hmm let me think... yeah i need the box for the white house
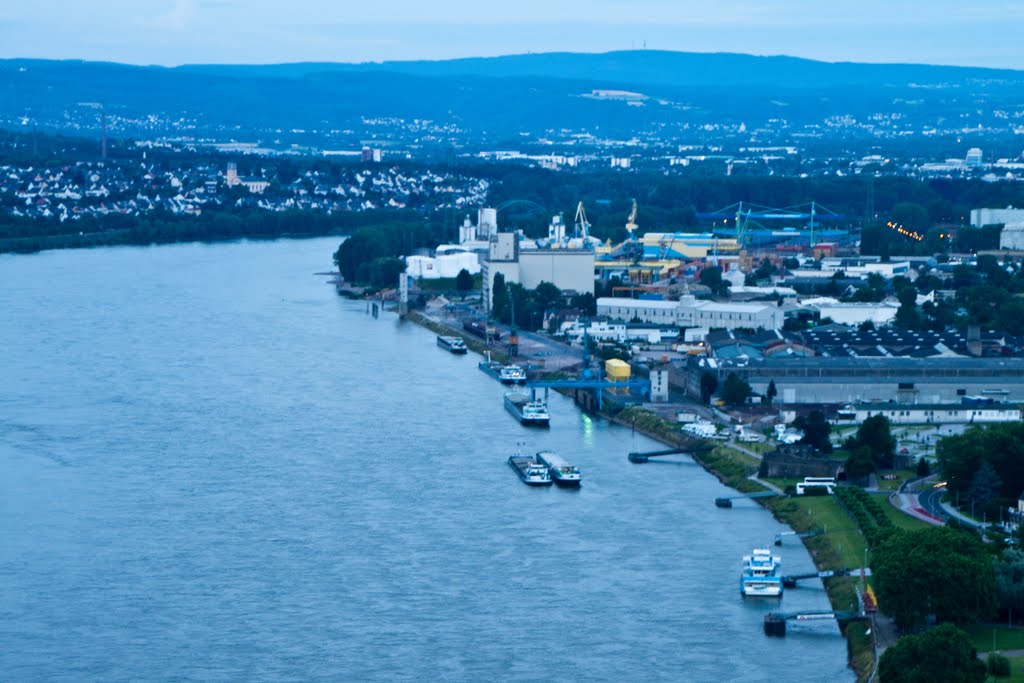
[848,401,1022,425]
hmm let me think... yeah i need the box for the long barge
[504,392,550,427]
[479,361,527,384]
[508,454,553,486]
[437,335,468,354]
[535,450,582,487]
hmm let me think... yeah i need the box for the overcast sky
[1,0,1022,68]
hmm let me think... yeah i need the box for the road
[917,486,948,520]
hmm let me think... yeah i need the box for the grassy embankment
[964,624,1024,682]
[614,410,883,671]
[615,406,936,680]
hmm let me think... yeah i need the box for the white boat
[437,335,468,354]
[504,392,550,427]
[740,547,783,597]
[498,364,527,384]
[508,454,553,486]
[535,450,582,487]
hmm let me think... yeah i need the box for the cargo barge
[437,335,468,354]
[504,392,550,427]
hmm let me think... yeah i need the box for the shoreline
[400,305,871,680]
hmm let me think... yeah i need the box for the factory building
[972,206,1024,227]
[596,296,784,331]
[686,356,1024,405]
[481,233,595,311]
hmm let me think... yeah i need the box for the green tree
[455,268,473,299]
[878,623,985,683]
[721,373,751,407]
[989,653,1011,679]
[793,410,832,453]
[765,379,778,405]
[966,459,1003,517]
[366,257,406,288]
[854,414,897,468]
[895,285,922,329]
[891,201,930,235]
[872,526,996,630]
[534,281,562,313]
[570,292,597,316]
[916,457,930,477]
[846,446,876,481]
[938,423,1024,511]
[699,265,730,296]
[994,548,1024,623]
[491,272,510,323]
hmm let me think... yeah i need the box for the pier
[780,567,862,589]
[628,447,693,463]
[764,610,867,637]
[774,529,823,545]
[713,491,778,507]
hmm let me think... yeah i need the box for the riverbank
[402,307,872,680]
[615,407,875,680]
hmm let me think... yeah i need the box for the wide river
[0,237,850,681]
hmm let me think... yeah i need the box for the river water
[0,237,850,681]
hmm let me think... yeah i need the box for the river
[0,237,851,681]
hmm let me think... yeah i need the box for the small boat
[535,450,582,487]
[437,335,468,354]
[498,364,527,384]
[504,392,550,427]
[508,454,553,486]
[740,547,783,597]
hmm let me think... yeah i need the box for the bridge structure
[526,378,650,412]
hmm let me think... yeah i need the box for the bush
[989,653,1011,678]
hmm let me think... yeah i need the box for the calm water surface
[0,238,851,681]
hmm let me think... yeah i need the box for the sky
[1,0,1023,69]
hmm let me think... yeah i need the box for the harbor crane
[573,201,592,241]
[625,199,639,238]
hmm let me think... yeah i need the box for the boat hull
[740,580,783,597]
[504,395,550,427]
[508,456,553,486]
[437,336,468,354]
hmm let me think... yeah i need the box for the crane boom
[625,199,638,237]
[574,201,591,240]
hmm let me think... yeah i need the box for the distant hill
[179,50,1024,89]
[2,51,1023,147]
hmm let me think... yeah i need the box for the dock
[764,610,867,637]
[780,567,863,589]
[713,491,778,508]
[774,529,823,545]
[627,447,693,463]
